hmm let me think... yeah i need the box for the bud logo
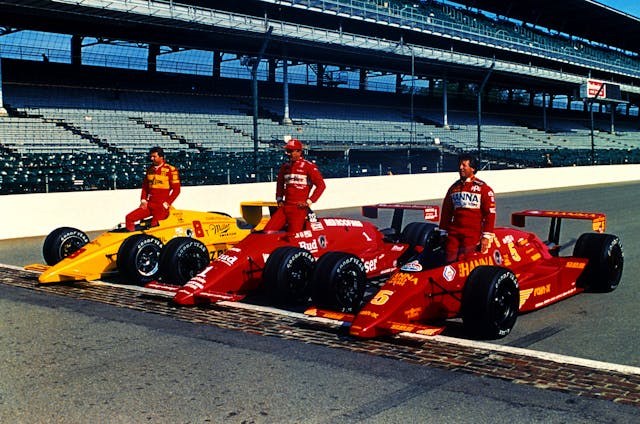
[218,254,238,266]
[298,239,318,252]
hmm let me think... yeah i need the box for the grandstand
[1,0,639,194]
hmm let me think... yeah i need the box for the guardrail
[1,163,639,239]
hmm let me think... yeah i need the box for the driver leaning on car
[439,153,496,263]
[125,146,181,231]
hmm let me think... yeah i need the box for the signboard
[580,79,607,99]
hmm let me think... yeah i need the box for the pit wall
[2,164,639,240]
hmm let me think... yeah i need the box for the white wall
[2,164,639,240]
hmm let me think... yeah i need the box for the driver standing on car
[125,146,181,231]
[439,153,496,263]
[263,138,326,235]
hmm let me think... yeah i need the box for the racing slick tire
[158,237,210,285]
[311,252,367,313]
[42,227,90,265]
[462,266,519,340]
[263,246,315,305]
[573,233,623,292]
[117,234,163,285]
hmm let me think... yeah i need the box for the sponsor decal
[298,239,318,252]
[309,222,324,231]
[323,218,364,227]
[443,265,456,281]
[400,260,422,272]
[533,284,551,296]
[364,258,378,273]
[423,206,439,221]
[359,310,380,319]
[450,191,481,209]
[391,245,405,251]
[519,288,533,308]
[566,261,586,269]
[229,247,242,253]
[174,227,184,236]
[502,234,515,244]
[534,287,578,308]
[388,273,418,287]
[404,307,422,320]
[218,253,238,266]
[67,247,86,259]
[294,230,313,239]
[318,235,327,249]
[207,223,231,236]
[390,323,420,332]
[530,253,541,261]
[457,256,495,277]
[493,250,503,265]
[186,228,194,237]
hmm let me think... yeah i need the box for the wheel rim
[285,257,312,299]
[336,267,363,309]
[177,249,207,280]
[490,280,518,330]
[136,244,160,277]
[59,236,85,259]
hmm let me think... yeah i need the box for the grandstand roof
[453,0,640,54]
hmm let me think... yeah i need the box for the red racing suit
[263,157,326,234]
[125,162,181,230]
[439,175,495,262]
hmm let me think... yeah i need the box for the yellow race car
[25,202,276,285]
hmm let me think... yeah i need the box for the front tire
[42,227,90,265]
[573,233,623,292]
[117,234,163,284]
[462,266,519,339]
[263,246,315,305]
[158,237,210,285]
[311,252,367,313]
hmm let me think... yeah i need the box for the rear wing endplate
[240,201,278,227]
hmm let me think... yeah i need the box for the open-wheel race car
[25,202,274,285]
[305,210,624,339]
[147,204,441,306]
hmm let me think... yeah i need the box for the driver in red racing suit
[263,138,326,235]
[439,153,496,263]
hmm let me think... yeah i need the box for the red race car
[147,204,440,306]
[306,210,624,339]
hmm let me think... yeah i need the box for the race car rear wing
[362,203,440,235]
[511,210,606,248]
[240,201,278,227]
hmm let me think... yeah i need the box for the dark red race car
[147,203,441,306]
[306,210,624,339]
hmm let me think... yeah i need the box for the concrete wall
[2,164,639,240]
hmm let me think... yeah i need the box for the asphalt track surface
[0,181,639,423]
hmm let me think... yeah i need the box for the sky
[597,0,640,18]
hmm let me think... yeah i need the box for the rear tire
[462,266,519,339]
[263,246,315,305]
[311,252,367,313]
[117,234,163,285]
[159,237,210,285]
[42,227,90,265]
[573,233,623,292]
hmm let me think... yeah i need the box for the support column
[359,68,368,91]
[0,58,7,116]
[71,35,82,66]
[282,59,292,125]
[212,51,222,79]
[148,43,160,72]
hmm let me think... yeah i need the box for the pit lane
[1,182,639,421]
